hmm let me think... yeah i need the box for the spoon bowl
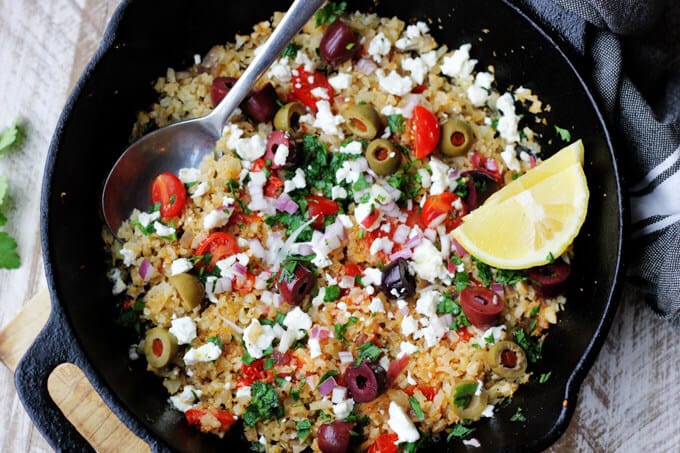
[102,0,325,233]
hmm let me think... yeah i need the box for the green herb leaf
[387,114,405,133]
[264,358,276,370]
[355,341,383,364]
[510,407,526,422]
[315,1,347,26]
[473,257,492,287]
[207,336,223,350]
[243,382,282,427]
[539,372,551,384]
[274,376,287,387]
[317,369,339,388]
[447,423,475,441]
[0,120,22,156]
[554,125,571,142]
[546,251,555,263]
[494,268,526,286]
[323,285,341,302]
[296,419,312,440]
[282,43,301,58]
[409,395,425,420]
[0,232,20,269]
[529,305,540,317]
[454,271,471,291]
[513,327,543,363]
[334,316,358,344]
[453,382,479,409]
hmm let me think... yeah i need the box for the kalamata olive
[143,327,178,368]
[210,76,237,107]
[345,361,387,402]
[343,104,381,140]
[461,170,500,210]
[320,20,359,67]
[439,118,474,156]
[274,102,307,134]
[380,258,416,299]
[460,286,504,328]
[318,421,354,453]
[264,130,299,169]
[277,264,315,305]
[527,261,571,297]
[242,83,280,123]
[486,341,527,378]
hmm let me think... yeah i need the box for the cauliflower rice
[105,5,570,452]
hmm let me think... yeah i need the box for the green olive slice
[366,139,401,176]
[439,118,474,157]
[169,274,204,310]
[273,102,306,135]
[486,340,528,379]
[451,380,488,421]
[144,327,178,368]
[343,104,381,140]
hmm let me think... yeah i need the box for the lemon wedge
[484,139,584,206]
[452,160,589,269]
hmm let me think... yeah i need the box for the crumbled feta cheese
[153,221,175,237]
[169,386,201,412]
[308,338,322,358]
[284,168,307,193]
[178,168,201,183]
[312,100,344,137]
[482,325,506,344]
[395,21,430,51]
[463,438,481,448]
[332,386,348,404]
[272,144,290,167]
[467,71,494,106]
[387,402,420,443]
[401,316,418,336]
[441,43,477,81]
[416,289,440,318]
[428,158,452,195]
[417,168,432,189]
[339,140,363,155]
[410,239,446,283]
[481,404,495,418]
[191,182,209,198]
[496,93,520,143]
[368,297,385,313]
[137,211,160,228]
[236,386,252,399]
[381,105,405,117]
[421,50,438,68]
[170,258,193,276]
[333,399,355,420]
[183,342,222,365]
[328,73,352,91]
[310,86,330,100]
[377,70,414,96]
[294,51,315,71]
[362,267,383,287]
[203,207,234,230]
[500,145,521,171]
[268,57,292,82]
[284,307,312,335]
[370,237,394,255]
[406,371,417,386]
[234,134,267,161]
[119,248,136,267]
[368,32,391,61]
[401,56,430,84]
[312,287,326,307]
[223,123,244,150]
[331,185,348,200]
[128,344,139,361]
[243,319,276,359]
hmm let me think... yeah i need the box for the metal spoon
[102,0,325,233]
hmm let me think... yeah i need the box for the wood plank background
[0,0,678,451]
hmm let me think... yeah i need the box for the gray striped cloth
[518,0,680,327]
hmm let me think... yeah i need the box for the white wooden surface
[0,0,679,451]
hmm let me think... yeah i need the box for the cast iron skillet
[18,0,625,451]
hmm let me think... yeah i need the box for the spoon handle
[206,0,326,133]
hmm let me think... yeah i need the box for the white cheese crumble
[284,168,307,193]
[467,71,495,107]
[273,144,290,167]
[183,342,222,365]
[203,207,234,230]
[395,21,430,51]
[387,401,420,443]
[178,168,201,183]
[268,57,292,82]
[401,56,430,85]
[481,325,506,344]
[190,182,209,199]
[243,319,276,359]
[377,70,414,96]
[500,144,521,171]
[234,134,267,161]
[410,239,446,283]
[496,93,521,143]
[169,386,201,412]
[136,211,160,229]
[236,386,252,399]
[428,158,452,195]
[399,341,419,357]
[169,317,197,345]
[441,43,477,81]
[312,100,344,137]
[415,289,440,318]
[170,258,193,276]
[333,398,355,420]
[328,73,352,91]
[368,32,391,61]
[119,248,136,267]
[308,337,322,358]
[401,316,418,336]
[339,140,363,155]
[368,297,385,313]
[278,307,312,352]
[153,221,175,237]
[481,404,495,418]
[331,185,348,200]
[463,438,482,448]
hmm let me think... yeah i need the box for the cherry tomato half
[421,192,467,231]
[195,232,239,270]
[410,105,440,159]
[291,66,335,110]
[185,408,236,432]
[368,433,399,453]
[151,172,187,219]
[306,195,339,229]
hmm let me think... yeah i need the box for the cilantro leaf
[510,407,526,422]
[494,268,526,286]
[539,372,552,384]
[207,336,223,350]
[315,1,347,26]
[0,231,20,269]
[473,257,492,287]
[513,327,543,363]
[454,271,470,291]
[447,423,475,441]
[387,114,405,133]
[0,120,22,156]
[282,43,301,58]
[355,341,383,364]
[243,382,282,427]
[323,285,341,302]
[554,125,571,142]
[409,395,425,420]
[453,382,479,409]
[296,419,312,440]
[334,316,358,344]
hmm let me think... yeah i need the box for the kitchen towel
[517,0,680,326]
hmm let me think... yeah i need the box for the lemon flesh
[452,161,589,270]
[484,139,584,207]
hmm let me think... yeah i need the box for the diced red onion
[486,158,499,172]
[393,225,411,244]
[338,351,354,364]
[139,259,153,282]
[389,248,413,261]
[357,57,378,74]
[339,275,355,289]
[423,228,437,242]
[318,376,336,396]
[490,283,504,295]
[452,237,468,256]
[311,326,320,339]
[275,192,299,214]
[399,306,409,315]
[448,169,461,179]
[248,239,265,259]
[233,262,248,277]
[381,201,401,218]
[214,277,232,295]
[405,234,422,250]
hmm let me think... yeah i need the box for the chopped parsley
[264,358,276,370]
[546,251,555,263]
[409,396,425,420]
[454,271,471,291]
[117,296,145,334]
[207,336,223,349]
[278,253,317,283]
[494,268,526,286]
[446,423,475,441]
[334,316,358,344]
[510,407,526,422]
[323,285,341,302]
[387,161,422,203]
[513,327,543,363]
[436,293,470,331]
[0,176,19,269]
[355,341,383,364]
[274,376,287,387]
[473,257,493,287]
[490,118,499,130]
[0,119,22,156]
[243,382,283,427]
[453,382,479,409]
[484,332,496,344]
[241,339,257,365]
[387,114,405,133]
[281,43,301,58]
[315,1,347,26]
[529,305,540,317]
[539,372,552,384]
[296,419,312,440]
[554,125,571,142]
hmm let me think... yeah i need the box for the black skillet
[17,0,626,451]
